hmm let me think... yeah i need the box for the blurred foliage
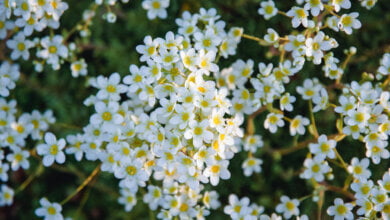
[1,0,390,219]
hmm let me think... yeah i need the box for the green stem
[16,163,44,193]
[60,164,101,205]
[308,100,319,138]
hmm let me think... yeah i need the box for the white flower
[37,35,68,69]
[194,29,221,51]
[365,141,390,164]
[0,162,9,181]
[243,135,263,153]
[378,53,390,76]
[331,0,351,12]
[118,187,137,212]
[37,132,66,167]
[347,157,371,180]
[300,157,330,182]
[204,160,230,186]
[304,0,323,16]
[136,36,159,62]
[338,12,361,35]
[95,72,127,101]
[289,115,310,136]
[184,120,214,148]
[355,197,374,217]
[360,0,377,9]
[351,179,373,199]
[264,28,279,46]
[280,93,296,112]
[203,191,220,210]
[334,95,356,115]
[114,159,149,189]
[142,0,170,20]
[305,31,332,65]
[0,185,14,206]
[70,59,88,77]
[35,198,63,220]
[6,147,30,171]
[242,157,262,176]
[264,113,285,133]
[90,101,124,130]
[309,134,337,160]
[197,49,219,74]
[296,78,322,100]
[275,196,300,219]
[224,194,251,219]
[143,185,163,210]
[378,172,390,192]
[286,7,309,28]
[371,187,388,211]
[6,32,34,60]
[258,0,278,20]
[326,198,354,220]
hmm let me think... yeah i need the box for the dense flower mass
[0,0,389,219]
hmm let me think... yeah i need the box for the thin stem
[245,106,267,136]
[241,34,268,45]
[277,11,290,18]
[319,182,355,200]
[317,189,324,220]
[16,163,44,193]
[272,134,346,156]
[308,100,319,138]
[298,193,313,202]
[333,148,348,172]
[60,164,101,205]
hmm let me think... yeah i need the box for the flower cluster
[0,62,55,211]
[62,8,247,219]
[0,0,388,219]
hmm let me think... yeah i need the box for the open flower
[327,198,354,220]
[35,198,63,220]
[37,132,66,167]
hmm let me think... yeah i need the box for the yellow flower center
[15,154,23,162]
[320,143,330,152]
[21,2,29,11]
[126,165,137,176]
[203,39,211,47]
[247,159,256,166]
[376,194,386,203]
[291,119,300,128]
[311,164,320,173]
[38,0,46,6]
[285,201,295,211]
[102,112,112,121]
[296,9,307,18]
[233,205,241,213]
[336,205,347,215]
[147,46,155,55]
[372,146,381,153]
[265,5,274,14]
[312,42,320,50]
[210,165,220,173]
[194,127,203,136]
[152,1,161,9]
[341,16,352,26]
[47,206,56,215]
[361,185,370,195]
[48,45,57,54]
[353,166,362,174]
[163,55,173,63]
[17,42,26,51]
[50,144,58,155]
